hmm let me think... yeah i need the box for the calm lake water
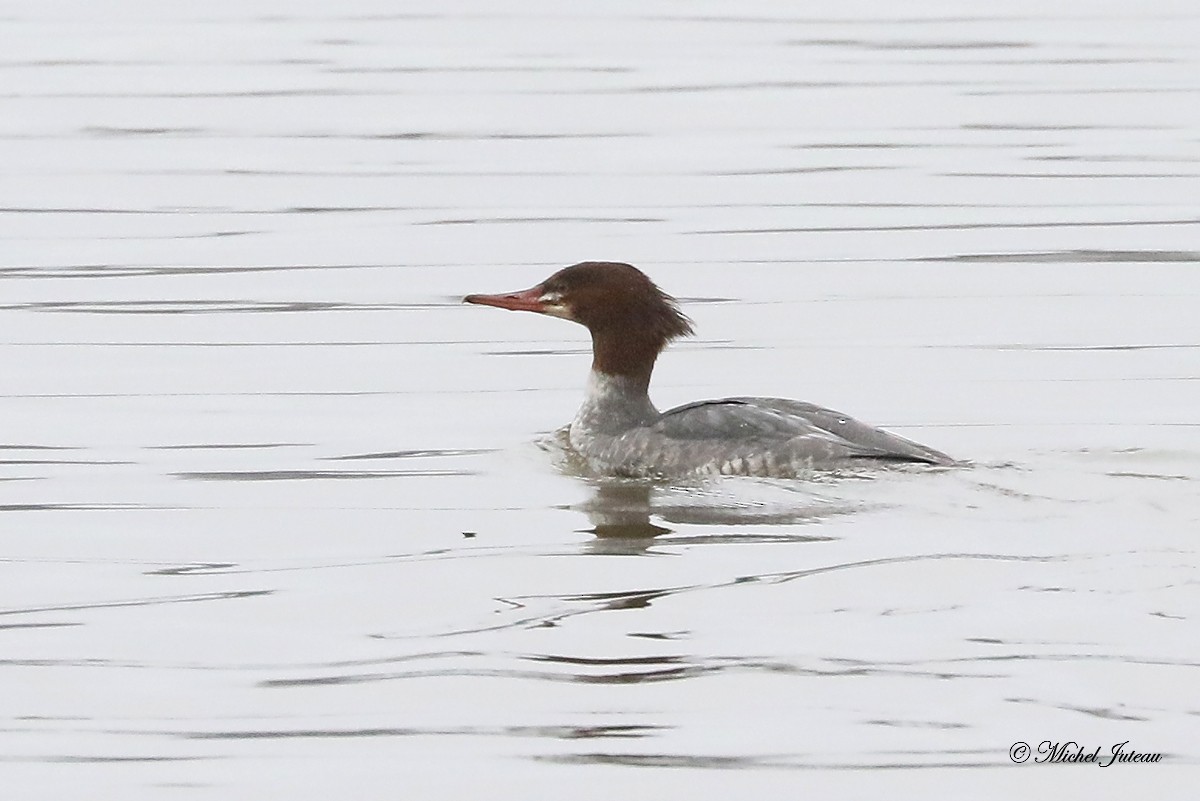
[3,2,1198,797]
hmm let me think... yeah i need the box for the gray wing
[654,397,952,465]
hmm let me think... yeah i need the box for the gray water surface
[3,2,1198,797]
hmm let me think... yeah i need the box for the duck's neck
[591,325,663,383]
[575,369,660,435]
[572,327,667,433]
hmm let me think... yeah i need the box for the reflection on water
[577,480,857,544]
[921,248,1200,263]
[173,468,474,480]
[175,722,663,741]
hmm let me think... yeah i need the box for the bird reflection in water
[573,479,853,554]
[578,482,673,541]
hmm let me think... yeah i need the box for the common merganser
[465,262,954,478]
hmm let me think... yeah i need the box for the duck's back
[570,396,951,478]
[655,397,953,464]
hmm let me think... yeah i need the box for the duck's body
[570,373,953,478]
[466,262,953,479]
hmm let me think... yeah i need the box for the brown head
[464,261,693,384]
